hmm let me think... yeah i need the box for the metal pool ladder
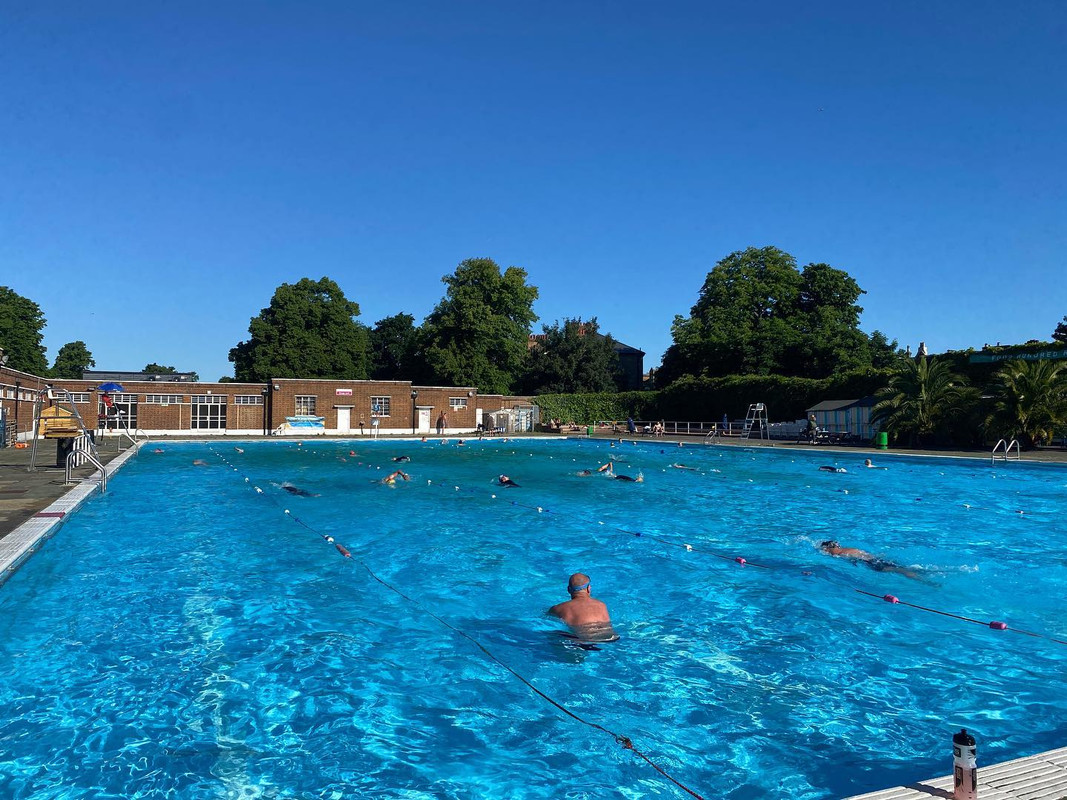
[66,449,107,492]
[990,438,1020,465]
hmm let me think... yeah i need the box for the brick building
[1,365,487,441]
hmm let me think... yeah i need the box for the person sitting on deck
[548,573,617,643]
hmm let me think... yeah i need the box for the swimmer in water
[381,470,410,485]
[670,463,696,470]
[596,461,614,475]
[549,573,618,644]
[280,482,319,497]
[819,466,847,473]
[392,455,411,463]
[192,459,208,466]
[864,458,887,469]
[614,472,644,482]
[498,474,520,487]
[819,540,918,579]
[234,447,244,454]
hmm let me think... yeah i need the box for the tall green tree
[421,258,538,393]
[659,247,871,383]
[369,313,422,381]
[984,359,1067,448]
[51,341,95,378]
[229,277,370,382]
[872,357,977,446]
[1053,316,1067,344]
[0,286,48,375]
[523,318,620,394]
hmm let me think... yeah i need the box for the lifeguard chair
[29,387,100,473]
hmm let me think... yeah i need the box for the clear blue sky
[2,2,1064,380]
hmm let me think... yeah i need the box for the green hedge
[535,369,893,424]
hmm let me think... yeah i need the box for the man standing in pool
[549,573,618,642]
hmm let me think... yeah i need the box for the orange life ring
[13,442,28,449]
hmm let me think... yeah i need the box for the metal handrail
[66,449,107,492]
[991,438,1021,465]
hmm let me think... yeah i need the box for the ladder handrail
[66,449,107,492]
[991,438,1021,465]
[29,386,100,471]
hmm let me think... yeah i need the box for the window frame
[295,395,317,415]
[370,396,391,417]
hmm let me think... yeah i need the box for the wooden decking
[847,746,1067,799]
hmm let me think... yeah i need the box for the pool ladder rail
[65,449,107,493]
[990,438,1020,465]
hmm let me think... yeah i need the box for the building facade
[0,365,486,441]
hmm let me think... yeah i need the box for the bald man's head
[568,573,591,594]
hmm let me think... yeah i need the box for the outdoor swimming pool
[1,438,1065,799]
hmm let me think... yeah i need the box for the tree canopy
[229,277,370,382]
[522,318,620,394]
[1053,316,1067,344]
[421,258,538,394]
[984,359,1067,448]
[0,286,48,375]
[51,341,95,378]
[872,357,978,447]
[369,313,422,381]
[659,247,879,383]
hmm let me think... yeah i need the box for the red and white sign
[335,388,353,396]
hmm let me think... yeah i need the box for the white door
[337,407,351,433]
[418,407,432,433]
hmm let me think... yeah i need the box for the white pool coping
[0,442,143,586]
[846,746,1067,798]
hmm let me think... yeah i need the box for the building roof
[82,370,198,382]
[807,396,877,413]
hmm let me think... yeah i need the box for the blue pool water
[1,438,1066,799]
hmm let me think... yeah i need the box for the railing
[66,450,107,493]
[991,438,1021,465]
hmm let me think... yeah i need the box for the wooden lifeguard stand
[28,387,99,472]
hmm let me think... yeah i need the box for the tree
[229,277,370,382]
[523,318,620,394]
[871,357,976,446]
[1053,316,1067,344]
[421,258,538,394]
[0,286,48,375]
[984,359,1067,448]
[659,247,870,383]
[51,341,95,378]
[868,330,904,369]
[369,313,422,381]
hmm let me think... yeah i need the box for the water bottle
[953,728,977,800]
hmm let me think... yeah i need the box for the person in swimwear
[549,573,617,642]
[392,455,411,463]
[382,470,410,485]
[596,461,614,475]
[614,472,643,482]
[819,466,847,473]
[498,474,520,487]
[281,482,319,497]
[819,540,917,579]
[670,463,696,470]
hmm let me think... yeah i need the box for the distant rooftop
[82,370,198,383]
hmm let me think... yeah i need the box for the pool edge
[0,442,144,587]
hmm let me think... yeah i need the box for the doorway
[417,407,432,433]
[336,406,352,433]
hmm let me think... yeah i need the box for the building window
[99,394,138,430]
[68,393,90,403]
[191,395,227,429]
[449,397,468,409]
[234,395,264,405]
[370,396,391,417]
[295,395,317,415]
[144,394,183,405]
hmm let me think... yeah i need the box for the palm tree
[984,359,1067,448]
[872,357,973,446]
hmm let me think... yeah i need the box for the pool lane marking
[855,590,1067,646]
[210,447,707,800]
[254,445,1067,649]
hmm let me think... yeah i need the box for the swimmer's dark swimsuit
[500,479,519,487]
[282,485,315,496]
[614,475,637,482]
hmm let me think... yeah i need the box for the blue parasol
[97,382,124,392]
